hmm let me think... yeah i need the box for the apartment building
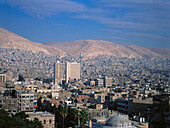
[18,91,38,112]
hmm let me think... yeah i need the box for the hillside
[0,27,169,60]
[44,40,165,59]
[149,48,170,59]
[0,27,65,57]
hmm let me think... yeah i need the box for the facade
[104,77,113,87]
[54,62,62,85]
[128,98,153,116]
[0,74,6,83]
[116,98,128,114]
[119,75,124,86]
[88,108,111,118]
[0,96,18,113]
[96,78,104,87]
[65,62,80,83]
[18,91,38,112]
[6,71,13,82]
[26,111,55,128]
[0,89,18,113]
[94,93,107,103]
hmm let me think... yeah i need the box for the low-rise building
[26,111,55,128]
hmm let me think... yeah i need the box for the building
[102,114,147,128]
[54,62,62,85]
[116,98,128,114]
[5,71,13,82]
[0,74,6,83]
[65,62,80,83]
[128,98,153,116]
[96,78,104,87]
[87,108,111,118]
[26,111,55,128]
[0,90,18,113]
[119,75,124,86]
[18,91,38,112]
[104,77,113,87]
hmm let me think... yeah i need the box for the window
[44,120,46,124]
[49,119,51,124]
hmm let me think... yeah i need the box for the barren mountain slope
[149,48,170,59]
[44,40,163,59]
[0,27,65,57]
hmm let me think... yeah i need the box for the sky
[0,0,170,48]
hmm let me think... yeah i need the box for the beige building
[6,71,13,82]
[54,62,62,85]
[104,77,113,87]
[0,74,6,83]
[66,62,80,83]
[94,93,107,103]
[0,96,18,113]
[87,108,111,118]
[26,111,55,128]
[18,91,38,112]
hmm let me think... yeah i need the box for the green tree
[0,109,43,128]
[59,106,68,128]
[71,108,78,128]
[14,111,28,119]
[79,109,88,128]
[32,118,44,128]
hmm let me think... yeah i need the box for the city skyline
[0,0,170,49]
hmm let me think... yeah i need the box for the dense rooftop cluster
[0,48,169,128]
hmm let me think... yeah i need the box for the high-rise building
[119,75,124,86]
[0,74,6,83]
[6,71,13,82]
[65,62,80,83]
[96,78,104,87]
[54,62,62,85]
[104,77,113,87]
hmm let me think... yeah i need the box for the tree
[14,111,28,119]
[0,109,43,128]
[59,106,68,128]
[71,108,78,128]
[33,118,44,128]
[79,109,88,128]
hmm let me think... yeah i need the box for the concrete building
[87,108,111,118]
[104,77,112,87]
[54,62,62,85]
[26,111,55,128]
[6,71,13,82]
[116,98,129,114]
[66,62,80,83]
[0,74,6,83]
[119,75,124,86]
[0,96,18,113]
[96,78,104,87]
[18,91,38,112]
[102,114,137,128]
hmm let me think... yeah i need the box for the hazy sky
[0,0,170,48]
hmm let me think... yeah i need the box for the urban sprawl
[0,48,169,128]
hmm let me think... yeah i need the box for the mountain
[44,40,166,59]
[0,27,169,60]
[149,48,170,59]
[0,27,65,57]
